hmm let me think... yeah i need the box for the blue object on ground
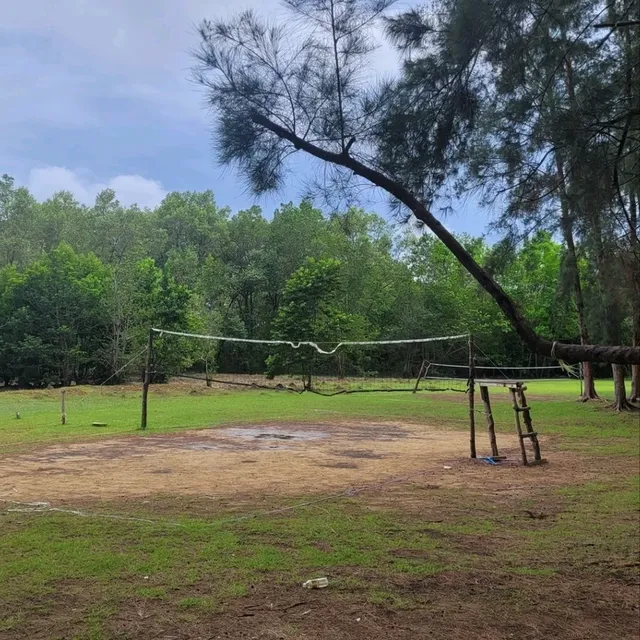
[482,456,498,465]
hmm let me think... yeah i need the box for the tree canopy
[193,0,640,366]
[0,177,607,388]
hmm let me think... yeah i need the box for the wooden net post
[468,334,476,459]
[140,329,154,430]
[413,360,427,393]
[61,389,66,425]
[205,359,212,387]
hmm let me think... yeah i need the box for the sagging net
[149,329,471,395]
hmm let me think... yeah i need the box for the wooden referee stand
[475,379,544,466]
[467,338,544,466]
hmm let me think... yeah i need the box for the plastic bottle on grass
[302,577,329,589]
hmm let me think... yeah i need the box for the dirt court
[0,420,541,503]
[0,419,617,506]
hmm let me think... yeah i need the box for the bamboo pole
[480,385,498,457]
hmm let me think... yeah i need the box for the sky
[3,0,494,237]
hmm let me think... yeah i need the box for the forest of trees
[1,0,638,407]
[0,174,632,393]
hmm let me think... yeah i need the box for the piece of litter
[443,465,452,470]
[143,576,149,580]
[301,610,311,616]
[482,456,498,465]
[356,617,361,622]
[302,577,329,589]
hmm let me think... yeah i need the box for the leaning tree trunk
[253,113,640,365]
[610,364,636,411]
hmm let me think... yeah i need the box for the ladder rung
[520,431,538,439]
[515,406,531,412]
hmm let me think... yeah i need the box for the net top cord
[426,362,580,378]
[151,328,470,355]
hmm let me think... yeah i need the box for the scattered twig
[524,510,549,520]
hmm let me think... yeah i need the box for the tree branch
[594,20,640,28]
[329,0,346,151]
[613,114,634,231]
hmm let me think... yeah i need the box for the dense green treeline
[0,173,622,387]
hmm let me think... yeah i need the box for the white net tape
[151,328,469,355]
[148,329,471,395]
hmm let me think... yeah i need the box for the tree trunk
[579,361,598,401]
[252,113,640,365]
[554,154,599,401]
[617,15,640,400]
[628,191,640,403]
[556,48,612,389]
[610,364,636,411]
[630,286,640,402]
[631,356,640,404]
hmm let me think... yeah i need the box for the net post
[61,389,66,425]
[140,328,154,430]
[413,360,427,393]
[468,334,476,459]
[205,358,212,387]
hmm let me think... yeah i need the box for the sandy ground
[0,421,531,502]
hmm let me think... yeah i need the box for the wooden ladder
[508,383,542,466]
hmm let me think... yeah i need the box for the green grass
[1,478,637,635]
[1,378,637,455]
[510,476,640,579]
[0,381,638,637]
[0,499,455,626]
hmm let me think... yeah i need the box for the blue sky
[3,0,495,237]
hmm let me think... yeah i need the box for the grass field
[0,379,638,639]
[0,378,628,450]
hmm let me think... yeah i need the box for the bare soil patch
[0,420,630,505]
[0,420,473,502]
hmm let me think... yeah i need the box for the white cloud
[106,174,167,208]
[27,167,167,208]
